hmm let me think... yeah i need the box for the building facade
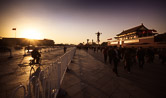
[0,38,55,47]
[108,24,166,48]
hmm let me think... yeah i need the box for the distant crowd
[77,46,166,76]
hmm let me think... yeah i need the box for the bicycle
[29,58,42,66]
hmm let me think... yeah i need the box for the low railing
[11,47,76,98]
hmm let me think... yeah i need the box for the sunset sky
[0,0,166,44]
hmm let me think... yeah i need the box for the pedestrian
[137,47,145,69]
[93,47,96,53]
[161,48,166,64]
[118,46,123,60]
[112,46,120,76]
[108,46,114,65]
[103,47,108,63]
[100,47,103,52]
[124,48,133,73]
[31,48,41,64]
[158,48,162,60]
[86,47,89,52]
[131,47,137,64]
[64,46,67,53]
[147,47,154,63]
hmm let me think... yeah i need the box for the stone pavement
[61,49,159,98]
[0,47,72,98]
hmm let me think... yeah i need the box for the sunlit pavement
[61,49,166,98]
[0,47,72,98]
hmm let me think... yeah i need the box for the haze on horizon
[0,0,166,45]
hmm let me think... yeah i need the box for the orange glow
[20,29,42,39]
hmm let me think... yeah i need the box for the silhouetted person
[118,47,122,60]
[97,47,100,52]
[108,47,114,65]
[131,47,137,64]
[137,47,145,69]
[64,46,67,53]
[85,46,89,52]
[158,48,163,60]
[124,48,133,73]
[161,48,166,64]
[100,47,103,52]
[112,47,119,76]
[147,47,155,63]
[93,47,96,53]
[103,47,108,63]
[27,45,30,53]
[31,48,41,64]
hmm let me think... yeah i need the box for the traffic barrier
[11,85,27,98]
[12,47,76,98]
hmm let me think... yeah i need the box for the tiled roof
[116,24,148,36]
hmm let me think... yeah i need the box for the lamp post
[27,39,31,53]
[95,31,102,45]
[87,39,89,44]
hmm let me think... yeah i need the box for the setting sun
[21,29,42,39]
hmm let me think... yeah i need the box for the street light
[95,31,102,45]
[87,39,89,44]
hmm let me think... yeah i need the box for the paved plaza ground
[0,47,71,98]
[61,49,166,98]
[0,48,166,98]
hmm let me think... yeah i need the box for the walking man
[112,46,120,76]
[137,47,145,69]
[31,48,41,64]
[103,47,108,63]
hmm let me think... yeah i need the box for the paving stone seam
[79,50,112,97]
[85,50,140,98]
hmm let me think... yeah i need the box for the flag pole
[15,30,16,38]
[12,28,16,38]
